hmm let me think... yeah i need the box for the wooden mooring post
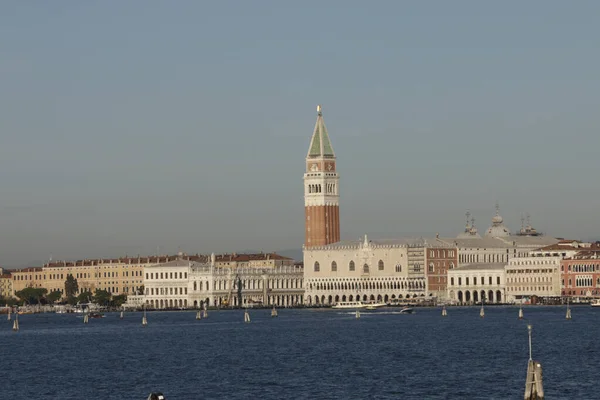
[524,324,544,400]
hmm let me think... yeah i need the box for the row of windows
[146,272,188,280]
[450,276,501,286]
[314,260,388,273]
[507,269,554,274]
[507,276,552,284]
[147,287,188,296]
[562,277,600,287]
[310,279,425,291]
[564,264,600,273]
[429,250,455,258]
[507,286,553,292]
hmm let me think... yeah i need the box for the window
[349,261,355,272]
[395,264,402,272]
[430,250,435,258]
[466,277,470,286]
[496,276,500,285]
[451,277,454,285]
[378,260,384,271]
[331,261,337,272]
[488,276,492,285]
[314,262,320,272]
[449,262,455,270]
[428,262,434,273]
[363,264,369,274]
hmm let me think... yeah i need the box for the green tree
[77,290,93,304]
[15,287,48,305]
[46,290,62,304]
[93,289,111,306]
[112,294,127,308]
[64,274,79,302]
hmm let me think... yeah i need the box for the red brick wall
[305,205,339,247]
[425,247,458,295]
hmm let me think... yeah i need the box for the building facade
[0,273,13,299]
[143,255,304,309]
[505,255,562,301]
[561,246,600,298]
[447,263,506,304]
[304,235,428,306]
[304,105,340,248]
[426,240,459,300]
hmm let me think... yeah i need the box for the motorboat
[365,302,386,310]
[89,312,105,319]
[591,299,600,307]
[332,301,366,309]
[399,307,414,314]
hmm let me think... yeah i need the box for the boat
[89,312,104,319]
[365,302,386,310]
[399,307,414,314]
[332,301,366,309]
[591,299,600,307]
[271,306,278,317]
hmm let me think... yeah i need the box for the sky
[1,1,600,267]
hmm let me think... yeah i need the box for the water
[1,306,598,399]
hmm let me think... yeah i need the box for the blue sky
[1,1,599,266]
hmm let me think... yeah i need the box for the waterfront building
[304,235,430,305]
[144,258,197,309]
[11,267,45,295]
[447,263,506,304]
[143,254,304,309]
[425,238,459,300]
[0,273,13,299]
[505,255,562,301]
[560,244,600,298]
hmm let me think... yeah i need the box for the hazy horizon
[2,1,600,267]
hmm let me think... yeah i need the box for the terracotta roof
[0,274,11,279]
[14,267,43,273]
[214,253,292,262]
[43,253,210,268]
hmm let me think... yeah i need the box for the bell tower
[304,105,340,247]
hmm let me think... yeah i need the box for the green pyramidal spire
[307,105,335,158]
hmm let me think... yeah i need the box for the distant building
[447,263,506,304]
[143,254,303,309]
[425,239,459,300]
[560,243,600,298]
[0,273,13,299]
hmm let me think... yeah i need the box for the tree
[137,285,144,295]
[46,290,62,304]
[64,274,79,301]
[15,287,48,305]
[93,289,111,306]
[77,290,93,304]
[112,294,127,308]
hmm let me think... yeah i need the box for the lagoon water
[1,306,598,399]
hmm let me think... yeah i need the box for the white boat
[399,307,414,314]
[591,299,600,307]
[332,301,366,309]
[365,302,386,310]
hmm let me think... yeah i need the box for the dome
[485,203,510,237]
[492,214,503,224]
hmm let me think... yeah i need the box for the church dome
[485,203,510,238]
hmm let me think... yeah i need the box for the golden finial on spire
[317,104,322,116]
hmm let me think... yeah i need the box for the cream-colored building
[0,273,13,299]
[143,255,304,309]
[447,263,506,304]
[303,235,429,306]
[144,259,196,309]
[505,255,562,301]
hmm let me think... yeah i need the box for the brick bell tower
[304,105,340,247]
